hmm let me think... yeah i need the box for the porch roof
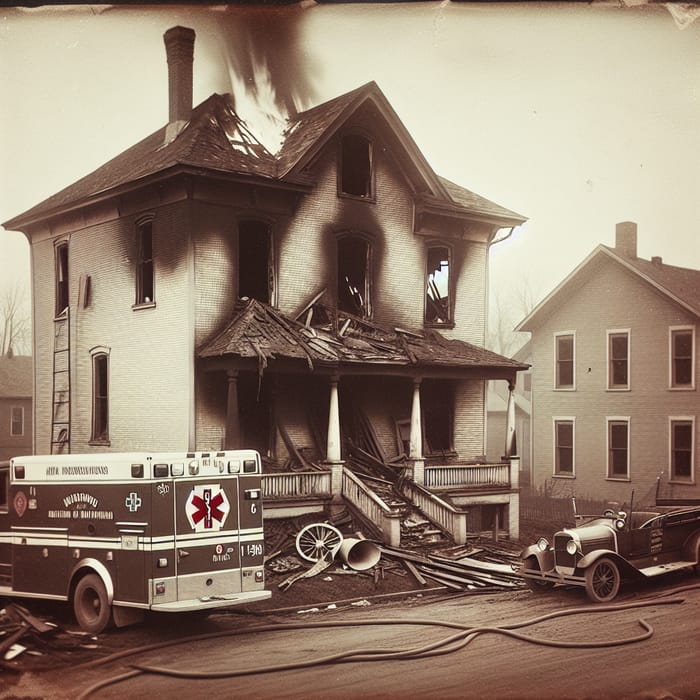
[198,298,527,377]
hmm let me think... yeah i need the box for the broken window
[422,379,454,454]
[135,219,154,305]
[55,241,69,317]
[91,352,109,443]
[239,220,273,304]
[425,245,451,324]
[337,235,370,317]
[340,133,372,198]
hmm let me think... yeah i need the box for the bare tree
[0,281,31,356]
[487,275,540,357]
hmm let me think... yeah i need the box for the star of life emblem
[185,484,230,532]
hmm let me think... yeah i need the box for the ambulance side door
[0,465,10,585]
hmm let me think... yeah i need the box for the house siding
[530,255,699,503]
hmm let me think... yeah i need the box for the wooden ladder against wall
[51,310,71,454]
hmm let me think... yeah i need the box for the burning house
[3,26,528,540]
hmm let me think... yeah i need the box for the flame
[214,5,319,152]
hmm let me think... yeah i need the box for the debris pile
[0,601,98,674]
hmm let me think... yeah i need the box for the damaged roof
[199,297,527,377]
[5,83,525,231]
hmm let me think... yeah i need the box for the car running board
[638,561,695,577]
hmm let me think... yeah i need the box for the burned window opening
[55,242,69,317]
[238,372,272,457]
[422,379,454,454]
[337,236,370,317]
[239,220,273,304]
[426,245,451,324]
[135,220,154,305]
[340,133,372,198]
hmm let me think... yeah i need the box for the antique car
[518,505,700,602]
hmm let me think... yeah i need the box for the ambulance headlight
[255,570,264,583]
[228,460,241,474]
[155,581,166,595]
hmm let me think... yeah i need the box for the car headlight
[565,539,578,555]
[537,537,549,551]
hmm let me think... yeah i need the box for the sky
[1,2,699,353]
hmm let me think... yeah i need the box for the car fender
[521,545,554,572]
[577,549,641,578]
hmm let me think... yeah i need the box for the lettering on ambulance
[185,484,231,532]
[46,491,114,521]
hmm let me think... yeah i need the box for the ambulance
[0,449,270,632]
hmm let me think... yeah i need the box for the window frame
[10,406,24,437]
[237,218,276,306]
[89,348,110,446]
[607,329,631,391]
[553,417,575,478]
[338,132,375,201]
[424,242,454,328]
[336,232,372,318]
[669,417,695,484]
[606,416,631,481]
[669,326,695,390]
[54,240,69,318]
[134,217,155,309]
[553,332,576,390]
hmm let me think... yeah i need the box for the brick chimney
[164,26,195,142]
[615,221,637,258]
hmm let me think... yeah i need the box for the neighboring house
[516,222,699,505]
[0,355,32,461]
[486,341,531,484]
[3,27,527,537]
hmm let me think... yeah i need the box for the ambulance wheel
[74,574,112,633]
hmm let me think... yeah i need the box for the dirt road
[6,577,700,700]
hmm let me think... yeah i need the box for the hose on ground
[76,596,684,699]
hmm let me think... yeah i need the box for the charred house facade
[4,27,527,540]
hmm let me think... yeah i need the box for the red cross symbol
[185,485,230,532]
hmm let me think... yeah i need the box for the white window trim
[668,325,696,391]
[668,416,695,484]
[552,416,576,478]
[606,416,631,481]
[553,331,576,391]
[606,329,631,392]
[89,345,111,445]
[10,406,24,437]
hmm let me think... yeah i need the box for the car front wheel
[584,557,620,603]
[522,556,555,592]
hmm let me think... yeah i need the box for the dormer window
[425,244,452,325]
[340,133,373,199]
[337,234,371,317]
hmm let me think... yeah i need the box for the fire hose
[76,596,685,699]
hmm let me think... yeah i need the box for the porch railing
[262,470,332,500]
[424,462,510,490]
[400,479,468,545]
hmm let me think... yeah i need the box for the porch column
[409,377,423,460]
[504,381,517,459]
[224,370,241,450]
[326,375,342,464]
[408,377,425,485]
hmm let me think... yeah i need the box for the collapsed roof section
[4,83,525,233]
[198,296,528,380]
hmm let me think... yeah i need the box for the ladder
[51,309,71,454]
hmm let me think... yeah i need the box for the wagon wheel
[295,523,343,563]
[584,557,621,603]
